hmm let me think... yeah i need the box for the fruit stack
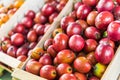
[0,0,68,74]
[10,0,120,80]
[0,0,120,80]
[0,0,25,27]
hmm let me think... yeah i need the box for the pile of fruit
[24,0,120,80]
[0,0,24,26]
[0,0,68,63]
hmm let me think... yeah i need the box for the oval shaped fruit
[95,11,114,31]
[11,33,24,46]
[69,35,85,52]
[95,44,114,64]
[40,65,57,80]
[73,56,91,73]
[56,49,76,64]
[53,33,69,52]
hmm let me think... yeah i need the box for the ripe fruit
[25,10,35,19]
[73,56,91,73]
[44,38,53,50]
[87,11,98,26]
[11,33,24,46]
[56,63,73,76]
[60,16,75,31]
[7,46,17,58]
[40,65,57,80]
[31,48,44,60]
[13,23,25,34]
[59,73,77,80]
[77,4,91,19]
[17,55,27,62]
[27,30,37,42]
[21,17,33,28]
[69,35,85,52]
[93,63,106,78]
[84,39,98,52]
[56,49,76,64]
[84,26,101,40]
[96,0,114,12]
[86,52,97,65]
[95,11,114,31]
[66,22,83,37]
[53,33,69,52]
[39,53,52,65]
[16,47,28,57]
[26,60,43,75]
[95,44,114,64]
[74,72,87,80]
[41,3,55,17]
[82,0,98,6]
[107,21,120,41]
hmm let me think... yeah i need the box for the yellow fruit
[93,63,107,78]
[13,0,24,9]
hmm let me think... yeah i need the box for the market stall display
[0,0,120,80]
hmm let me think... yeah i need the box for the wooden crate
[11,0,120,80]
[0,0,45,71]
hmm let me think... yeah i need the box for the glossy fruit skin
[25,10,35,19]
[85,26,101,40]
[73,56,91,73]
[95,11,114,31]
[49,12,58,23]
[44,38,53,50]
[84,39,98,52]
[11,33,24,47]
[27,30,37,42]
[34,12,47,24]
[69,35,85,52]
[66,22,83,37]
[56,49,76,64]
[16,47,28,57]
[76,4,91,20]
[41,3,55,17]
[74,72,87,80]
[17,55,27,62]
[95,44,114,64]
[93,63,106,78]
[86,51,97,65]
[13,23,25,34]
[47,45,57,58]
[113,6,120,20]
[35,24,45,35]
[39,53,52,65]
[56,63,73,76]
[31,48,44,60]
[76,19,88,30]
[82,0,98,6]
[99,37,115,49]
[1,39,11,52]
[53,33,69,52]
[107,21,120,41]
[26,61,43,75]
[60,16,75,31]
[74,2,83,11]
[59,73,77,80]
[7,46,17,58]
[87,11,98,26]
[96,0,114,12]
[40,65,57,80]
[21,17,33,28]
